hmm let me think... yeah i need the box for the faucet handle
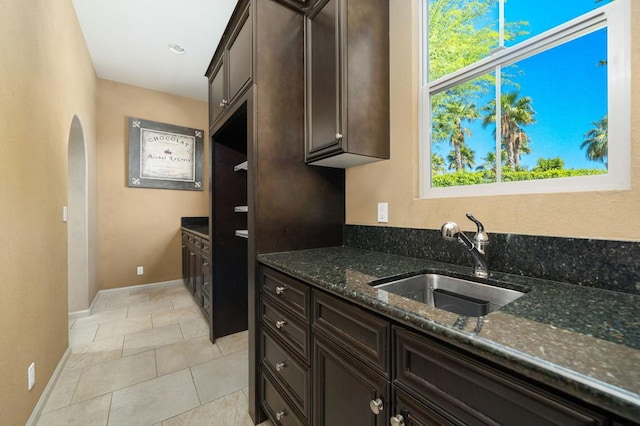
[466,213,489,244]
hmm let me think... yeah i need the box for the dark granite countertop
[258,246,640,422]
[181,225,209,239]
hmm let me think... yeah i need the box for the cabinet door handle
[335,132,343,140]
[275,361,287,371]
[219,99,228,107]
[369,398,384,415]
[390,414,405,426]
[203,305,210,309]
[275,286,286,295]
[275,320,287,329]
[275,410,287,421]
[202,262,209,267]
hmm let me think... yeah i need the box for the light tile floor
[36,282,273,426]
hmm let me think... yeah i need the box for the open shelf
[235,230,249,239]
[234,161,248,172]
[234,205,248,213]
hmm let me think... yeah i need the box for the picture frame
[127,117,204,191]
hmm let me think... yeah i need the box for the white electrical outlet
[28,362,35,391]
[377,202,388,223]
[136,266,144,275]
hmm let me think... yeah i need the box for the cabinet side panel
[346,0,390,158]
[254,0,345,254]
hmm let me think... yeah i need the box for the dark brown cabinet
[206,1,345,422]
[259,266,312,424]
[312,290,391,425]
[392,327,607,426]
[257,264,620,426]
[314,334,390,426]
[208,58,224,125]
[181,229,213,341]
[304,0,390,168]
[206,2,252,128]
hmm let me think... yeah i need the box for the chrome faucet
[441,213,489,278]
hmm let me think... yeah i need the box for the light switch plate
[136,266,144,275]
[377,202,388,223]
[62,206,68,223]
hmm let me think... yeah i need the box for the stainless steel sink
[374,273,526,316]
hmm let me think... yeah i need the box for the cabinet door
[209,58,225,126]
[181,233,189,285]
[305,0,343,161]
[391,387,458,426]
[314,334,389,426]
[227,4,252,105]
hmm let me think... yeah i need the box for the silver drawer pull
[369,398,383,415]
[390,414,405,426]
[275,286,286,295]
[275,362,287,371]
[335,132,343,140]
[275,320,287,329]
[276,410,286,421]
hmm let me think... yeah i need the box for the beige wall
[0,0,98,423]
[346,1,640,242]
[97,79,209,290]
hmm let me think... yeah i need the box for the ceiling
[72,0,238,102]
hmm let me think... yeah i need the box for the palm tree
[476,150,507,172]
[581,115,608,167]
[447,145,475,171]
[432,100,480,171]
[482,91,536,170]
[431,153,446,174]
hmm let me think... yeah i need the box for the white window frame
[419,0,631,199]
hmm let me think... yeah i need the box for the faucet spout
[441,214,489,278]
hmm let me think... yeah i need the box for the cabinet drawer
[313,290,390,376]
[394,327,607,426]
[261,329,310,420]
[261,370,307,426]
[261,267,310,321]
[261,296,310,360]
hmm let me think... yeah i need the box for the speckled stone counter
[258,246,640,422]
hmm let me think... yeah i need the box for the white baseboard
[68,308,91,320]
[97,279,183,296]
[31,279,184,423]
[26,347,71,426]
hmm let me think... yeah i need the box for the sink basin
[373,273,526,316]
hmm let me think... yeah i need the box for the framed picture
[127,117,204,190]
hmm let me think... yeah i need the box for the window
[419,0,631,198]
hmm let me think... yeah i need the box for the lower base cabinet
[257,265,622,426]
[313,334,390,426]
[392,327,607,426]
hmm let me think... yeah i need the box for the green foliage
[428,0,498,83]
[581,115,608,166]
[433,168,606,188]
[482,91,536,170]
[533,157,565,172]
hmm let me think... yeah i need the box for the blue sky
[433,0,609,171]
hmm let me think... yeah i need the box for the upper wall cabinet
[207,2,252,129]
[304,0,390,168]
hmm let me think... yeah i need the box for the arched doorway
[67,115,89,314]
